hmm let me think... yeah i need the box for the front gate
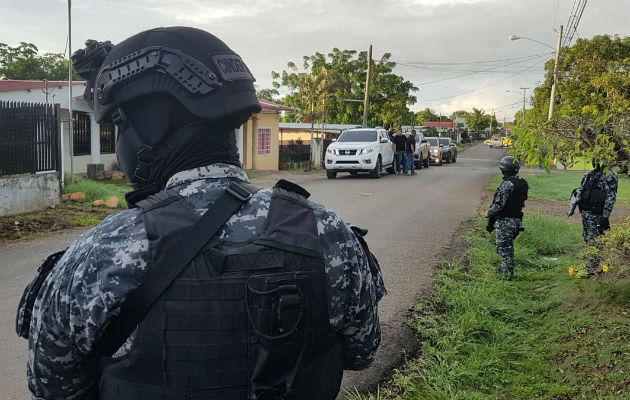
[0,101,60,176]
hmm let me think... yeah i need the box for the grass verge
[63,177,130,208]
[487,172,629,205]
[345,213,629,400]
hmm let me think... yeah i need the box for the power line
[417,56,545,103]
[562,0,587,47]
[403,54,551,85]
[395,52,551,66]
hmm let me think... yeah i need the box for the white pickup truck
[324,128,395,179]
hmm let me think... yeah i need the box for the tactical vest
[99,183,343,400]
[498,175,528,218]
[579,171,605,214]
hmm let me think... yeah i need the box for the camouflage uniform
[488,177,524,280]
[26,163,386,399]
[579,170,618,274]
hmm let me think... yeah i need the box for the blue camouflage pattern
[488,175,525,279]
[579,169,618,274]
[581,210,602,275]
[25,163,386,399]
[495,217,521,279]
[487,178,514,218]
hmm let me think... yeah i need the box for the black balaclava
[502,170,518,179]
[116,93,241,207]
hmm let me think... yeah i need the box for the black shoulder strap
[95,181,260,356]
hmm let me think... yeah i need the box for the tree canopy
[513,35,630,172]
[0,42,79,80]
[414,108,451,124]
[465,108,490,133]
[272,48,417,128]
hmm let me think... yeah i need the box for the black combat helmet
[74,26,261,125]
[72,27,262,198]
[499,155,520,172]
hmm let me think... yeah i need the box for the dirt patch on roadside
[526,198,629,223]
[483,189,629,224]
[0,203,115,244]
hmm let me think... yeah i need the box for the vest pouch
[246,271,313,398]
[16,250,65,338]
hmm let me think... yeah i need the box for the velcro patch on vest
[165,312,247,331]
[211,54,255,82]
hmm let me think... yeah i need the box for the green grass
[346,214,630,400]
[63,178,130,208]
[488,172,630,205]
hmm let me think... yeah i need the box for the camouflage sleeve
[27,209,148,399]
[488,180,514,217]
[27,227,102,399]
[312,205,385,370]
[602,172,618,219]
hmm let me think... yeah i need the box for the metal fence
[0,101,60,176]
[279,139,311,170]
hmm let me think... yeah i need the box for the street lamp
[509,26,563,120]
[508,34,555,50]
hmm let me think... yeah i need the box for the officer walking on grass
[575,159,618,277]
[16,27,385,400]
[485,156,529,280]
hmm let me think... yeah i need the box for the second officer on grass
[486,156,529,280]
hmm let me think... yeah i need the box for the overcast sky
[1,0,628,120]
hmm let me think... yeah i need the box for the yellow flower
[602,265,608,273]
[568,267,575,276]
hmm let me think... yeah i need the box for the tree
[256,88,280,101]
[0,42,79,80]
[514,35,630,172]
[450,110,469,120]
[465,108,490,133]
[272,48,417,128]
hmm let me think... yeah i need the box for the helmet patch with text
[212,54,255,82]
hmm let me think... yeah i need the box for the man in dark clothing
[18,27,386,400]
[576,159,618,276]
[486,156,528,280]
[405,130,417,175]
[392,128,407,174]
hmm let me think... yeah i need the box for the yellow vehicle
[502,136,515,147]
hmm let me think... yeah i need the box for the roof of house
[279,122,361,132]
[422,121,455,128]
[258,98,294,113]
[0,80,86,93]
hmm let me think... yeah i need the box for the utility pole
[490,108,493,134]
[67,0,74,183]
[520,87,529,122]
[362,45,372,128]
[548,24,563,120]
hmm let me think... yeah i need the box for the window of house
[73,111,91,156]
[257,128,271,155]
[100,122,116,154]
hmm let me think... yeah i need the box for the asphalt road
[0,143,504,398]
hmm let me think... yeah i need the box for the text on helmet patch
[212,54,255,82]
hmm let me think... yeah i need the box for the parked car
[425,137,451,166]
[324,128,395,179]
[404,132,431,169]
[502,135,515,147]
[438,137,457,163]
[487,135,504,148]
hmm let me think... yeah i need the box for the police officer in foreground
[576,159,618,276]
[17,27,385,400]
[485,156,529,280]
